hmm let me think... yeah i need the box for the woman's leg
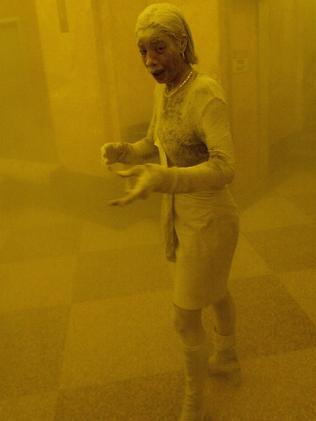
[209,292,240,377]
[173,304,205,345]
[211,292,236,336]
[173,304,209,420]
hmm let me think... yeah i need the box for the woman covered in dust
[101,3,240,420]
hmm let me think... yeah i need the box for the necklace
[164,70,194,98]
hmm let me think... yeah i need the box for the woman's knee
[173,304,201,336]
[212,292,231,312]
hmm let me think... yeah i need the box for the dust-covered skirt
[161,187,239,310]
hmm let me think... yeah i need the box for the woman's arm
[119,106,159,164]
[122,137,159,164]
[108,98,236,205]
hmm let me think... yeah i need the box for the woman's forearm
[143,155,235,195]
[122,138,159,164]
[167,156,234,193]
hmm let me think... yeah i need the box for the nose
[145,51,158,67]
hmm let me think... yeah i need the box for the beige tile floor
[0,158,316,420]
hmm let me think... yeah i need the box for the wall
[220,0,262,201]
[168,0,221,78]
[0,0,56,162]
[268,0,303,145]
[301,0,316,132]
[95,0,153,142]
[35,0,106,175]
[258,0,316,178]
[220,0,310,201]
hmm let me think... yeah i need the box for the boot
[208,329,241,380]
[179,340,209,421]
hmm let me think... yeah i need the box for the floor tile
[56,346,316,421]
[0,224,83,263]
[6,205,83,231]
[48,167,161,227]
[285,192,316,222]
[239,191,313,232]
[244,224,316,272]
[55,371,182,421]
[230,274,316,359]
[0,392,57,421]
[0,257,77,313]
[0,306,69,400]
[277,268,316,325]
[62,273,316,390]
[206,347,316,421]
[229,233,272,281]
[60,291,183,389]
[73,246,173,302]
[78,218,162,253]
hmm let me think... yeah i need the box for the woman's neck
[166,64,193,90]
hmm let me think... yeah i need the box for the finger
[101,158,112,167]
[100,144,110,155]
[107,199,125,206]
[101,144,115,160]
[107,185,149,206]
[108,193,139,206]
[108,196,134,206]
[115,166,144,178]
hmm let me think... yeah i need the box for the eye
[156,45,166,54]
[139,48,146,56]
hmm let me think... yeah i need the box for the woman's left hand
[108,163,172,206]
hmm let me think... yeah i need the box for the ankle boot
[208,329,241,377]
[179,340,209,421]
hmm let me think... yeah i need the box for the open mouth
[151,69,165,78]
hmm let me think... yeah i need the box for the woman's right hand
[100,142,130,165]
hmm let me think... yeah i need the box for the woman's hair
[135,3,198,65]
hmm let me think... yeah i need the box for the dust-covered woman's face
[137,28,185,86]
